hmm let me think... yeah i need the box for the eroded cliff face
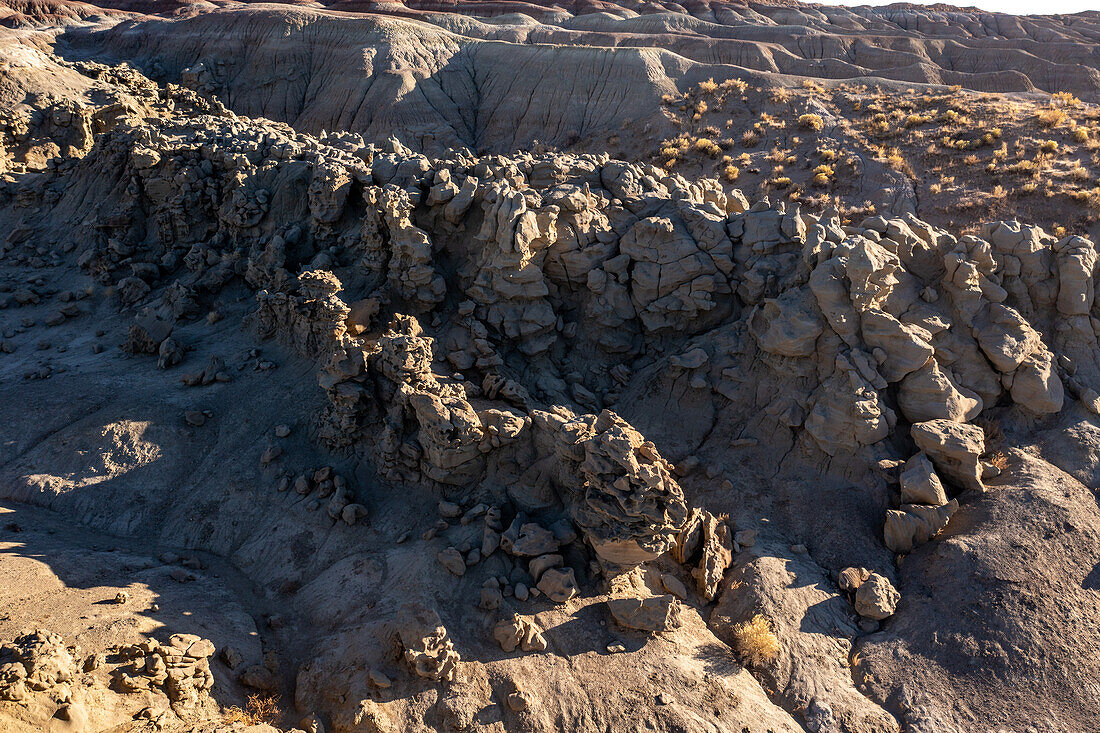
[2,10,1100,733]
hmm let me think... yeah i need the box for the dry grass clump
[224,694,282,726]
[812,164,834,186]
[904,113,933,128]
[731,615,780,667]
[798,113,824,131]
[722,164,740,182]
[694,138,722,157]
[1053,91,1081,108]
[1038,108,1067,128]
[698,77,718,94]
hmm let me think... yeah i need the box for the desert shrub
[741,129,761,147]
[694,138,722,157]
[1040,139,1060,154]
[1074,127,1090,143]
[1053,91,1081,108]
[940,109,960,124]
[904,113,932,128]
[731,615,780,667]
[813,164,835,186]
[723,164,740,182]
[771,176,792,188]
[1038,108,1067,128]
[1072,165,1090,180]
[798,113,824,131]
[698,77,718,94]
[225,694,282,726]
[1007,160,1040,176]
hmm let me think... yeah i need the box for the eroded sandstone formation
[3,44,1100,733]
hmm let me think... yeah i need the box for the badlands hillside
[2,1,1100,732]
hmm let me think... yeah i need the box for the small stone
[437,547,467,576]
[838,567,871,593]
[661,574,688,600]
[169,568,194,582]
[734,529,757,547]
[438,501,463,518]
[656,692,673,705]
[479,586,503,610]
[221,646,244,669]
[114,590,130,605]
[854,573,900,621]
[536,567,577,603]
[369,669,392,688]
[274,424,291,438]
[528,553,563,583]
[184,410,206,427]
[260,445,282,466]
[506,690,528,711]
[342,503,368,525]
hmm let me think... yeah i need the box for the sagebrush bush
[694,138,722,157]
[731,615,780,667]
[798,113,824,131]
[1038,108,1067,128]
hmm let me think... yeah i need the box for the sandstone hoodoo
[3,1,1100,732]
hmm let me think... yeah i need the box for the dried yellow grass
[224,694,282,726]
[731,614,780,667]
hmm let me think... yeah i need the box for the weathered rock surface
[2,9,1100,732]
